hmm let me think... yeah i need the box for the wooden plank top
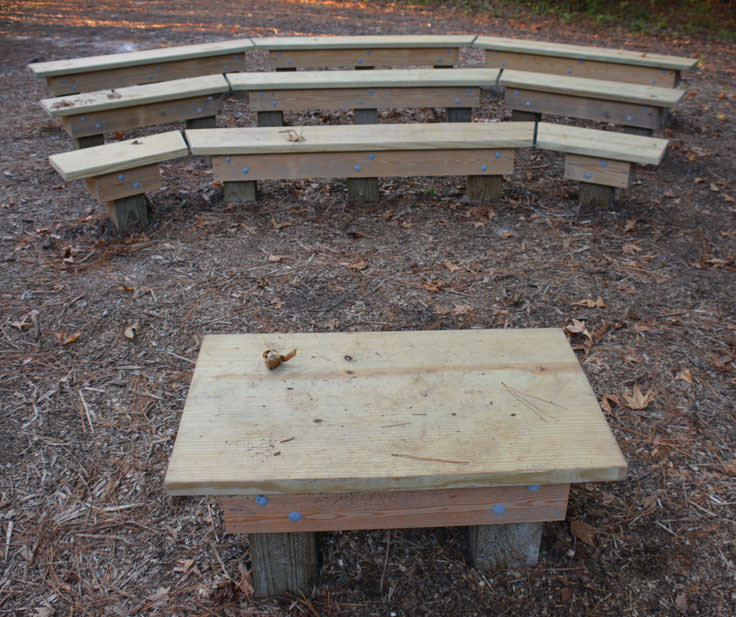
[475,36,697,71]
[500,70,685,107]
[164,329,627,496]
[536,122,669,166]
[227,68,500,91]
[49,130,189,181]
[40,74,230,117]
[28,39,254,77]
[186,122,535,155]
[251,35,477,50]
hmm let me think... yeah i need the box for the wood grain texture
[504,88,663,130]
[44,55,243,96]
[564,154,631,189]
[49,130,189,181]
[486,52,677,86]
[248,532,318,596]
[83,164,161,201]
[222,484,569,533]
[29,39,253,76]
[474,36,697,71]
[60,95,222,137]
[227,68,499,91]
[164,329,627,495]
[536,122,668,166]
[268,48,460,70]
[500,70,684,107]
[246,87,480,112]
[252,35,476,50]
[211,150,513,181]
[41,74,229,117]
[106,194,149,231]
[468,522,543,569]
[186,122,535,155]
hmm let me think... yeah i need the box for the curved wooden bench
[535,122,669,207]
[28,39,253,95]
[252,35,476,70]
[476,36,697,87]
[500,69,685,133]
[41,74,230,148]
[185,122,534,206]
[49,131,189,229]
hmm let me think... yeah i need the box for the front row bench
[48,122,669,231]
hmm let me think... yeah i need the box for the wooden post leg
[347,108,379,203]
[107,194,149,232]
[468,522,543,570]
[224,181,257,203]
[257,111,284,127]
[466,175,503,203]
[623,126,654,136]
[434,64,453,69]
[248,532,318,597]
[186,116,216,129]
[447,108,472,122]
[579,182,614,208]
[511,110,541,122]
[73,134,104,149]
[354,108,378,124]
[276,67,297,72]
[355,65,374,70]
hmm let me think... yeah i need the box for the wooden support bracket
[269,48,459,70]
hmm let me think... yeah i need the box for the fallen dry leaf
[675,368,694,385]
[347,260,369,271]
[570,520,597,546]
[146,587,169,609]
[575,296,606,308]
[124,323,138,340]
[453,303,473,316]
[424,280,444,292]
[55,330,81,346]
[268,254,284,262]
[600,394,620,413]
[675,591,689,614]
[623,384,655,410]
[444,261,461,272]
[622,242,642,255]
[33,607,54,617]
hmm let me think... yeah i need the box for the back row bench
[47,121,668,231]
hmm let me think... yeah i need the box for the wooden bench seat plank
[475,36,697,71]
[500,70,684,108]
[41,74,230,117]
[49,130,189,181]
[186,122,535,155]
[226,68,499,91]
[28,39,254,76]
[164,329,627,496]
[536,122,669,166]
[221,484,570,533]
[251,35,477,50]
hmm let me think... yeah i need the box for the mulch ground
[1,1,735,615]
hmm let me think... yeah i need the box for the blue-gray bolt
[481,165,487,172]
[368,153,375,160]
[368,89,374,95]
[600,161,607,167]
[501,61,506,67]
[528,485,540,492]
[147,75,152,80]
[584,172,592,179]
[272,101,277,106]
[357,99,363,105]
[225,156,231,163]
[358,58,363,64]
[118,174,125,181]
[354,165,360,172]
[455,98,461,104]
[492,504,506,515]
[513,90,519,95]
[80,117,86,122]
[568,69,573,74]
[242,167,249,174]
[366,50,371,55]
[72,85,78,90]
[208,96,213,101]
[224,65,230,70]
[255,495,268,506]
[156,66,161,71]
[525,101,531,107]
[133,181,141,189]
[95,123,102,129]
[288,511,302,522]
[197,107,203,113]
[626,115,633,121]
[495,152,501,158]
[259,91,264,96]
[61,78,67,83]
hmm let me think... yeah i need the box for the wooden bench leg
[224,181,257,203]
[248,532,318,596]
[468,522,543,570]
[257,111,284,127]
[466,175,503,203]
[623,126,654,136]
[186,116,216,129]
[107,194,149,232]
[447,107,472,122]
[347,108,379,202]
[511,110,541,122]
[579,182,614,208]
[73,134,104,149]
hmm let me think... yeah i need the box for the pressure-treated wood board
[500,70,684,107]
[252,35,477,50]
[49,130,189,181]
[186,122,535,155]
[486,51,677,87]
[43,55,244,96]
[222,484,570,533]
[226,68,500,91]
[267,49,460,70]
[245,88,480,112]
[28,39,254,76]
[505,89,662,129]
[474,36,697,71]
[564,154,631,188]
[83,164,161,201]
[164,329,627,495]
[536,122,669,166]
[41,74,229,117]
[211,149,513,181]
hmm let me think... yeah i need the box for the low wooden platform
[165,329,626,595]
[476,36,697,87]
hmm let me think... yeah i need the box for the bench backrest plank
[186,122,535,155]
[41,74,230,117]
[536,122,669,166]
[49,130,189,181]
[500,70,684,108]
[251,35,477,50]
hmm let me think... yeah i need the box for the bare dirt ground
[1,1,735,615]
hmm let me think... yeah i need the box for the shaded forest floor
[1,1,735,615]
